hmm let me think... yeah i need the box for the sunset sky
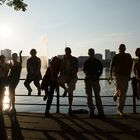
[0,0,140,58]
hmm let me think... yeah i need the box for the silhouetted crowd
[0,44,140,119]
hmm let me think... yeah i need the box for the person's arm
[109,56,115,79]
[19,50,23,64]
[98,60,103,77]
[83,60,87,74]
[128,54,133,77]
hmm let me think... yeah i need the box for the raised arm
[19,50,23,64]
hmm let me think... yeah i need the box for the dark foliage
[0,0,27,11]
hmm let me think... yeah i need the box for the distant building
[105,49,111,60]
[78,56,88,67]
[110,51,116,60]
[95,53,103,61]
[1,49,11,61]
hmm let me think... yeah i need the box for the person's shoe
[117,110,127,117]
[68,108,73,116]
[45,111,50,117]
[113,95,117,102]
[63,90,67,97]
[136,95,140,100]
[98,113,106,119]
[89,111,95,118]
[28,89,32,96]
[43,95,48,101]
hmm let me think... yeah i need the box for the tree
[0,0,27,11]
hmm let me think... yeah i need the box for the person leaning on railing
[133,48,140,100]
[83,48,105,118]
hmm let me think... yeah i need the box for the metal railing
[9,77,140,114]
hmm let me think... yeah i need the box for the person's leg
[9,79,19,110]
[45,82,56,116]
[113,76,121,102]
[24,78,32,95]
[117,76,129,114]
[34,79,41,96]
[0,87,3,113]
[67,78,77,115]
[85,78,95,117]
[93,81,105,118]
[0,85,5,113]
[59,83,67,97]
[9,87,15,109]
[58,74,67,97]
[43,80,50,101]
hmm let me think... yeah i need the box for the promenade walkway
[1,112,140,140]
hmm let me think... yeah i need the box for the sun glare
[3,87,11,111]
[0,22,15,39]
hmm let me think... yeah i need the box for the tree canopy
[0,0,27,11]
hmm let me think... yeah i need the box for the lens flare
[3,87,11,111]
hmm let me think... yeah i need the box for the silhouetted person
[58,47,78,115]
[0,55,9,113]
[41,56,62,116]
[83,48,105,118]
[24,49,42,96]
[133,48,140,99]
[109,44,132,116]
[8,51,22,112]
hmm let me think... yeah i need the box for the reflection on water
[3,86,10,111]
[3,68,139,114]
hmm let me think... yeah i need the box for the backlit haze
[0,0,140,59]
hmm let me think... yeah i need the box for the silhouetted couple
[41,47,78,116]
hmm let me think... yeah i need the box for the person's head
[12,53,18,61]
[65,47,71,57]
[30,49,37,57]
[119,44,126,54]
[88,48,95,57]
[0,55,6,63]
[135,48,140,58]
[51,56,62,68]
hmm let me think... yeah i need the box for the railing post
[132,77,137,114]
[56,86,60,113]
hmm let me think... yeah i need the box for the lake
[4,68,140,115]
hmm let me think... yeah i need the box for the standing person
[109,44,132,116]
[24,49,42,96]
[41,56,62,116]
[8,51,22,112]
[133,48,140,99]
[83,48,105,118]
[0,55,9,113]
[58,47,78,115]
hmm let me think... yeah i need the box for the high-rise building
[110,51,116,60]
[105,49,111,60]
[95,53,103,61]
[1,49,11,61]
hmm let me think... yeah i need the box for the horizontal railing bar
[19,78,111,80]
[12,103,140,106]
[4,77,138,114]
[5,95,134,98]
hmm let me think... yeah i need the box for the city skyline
[1,48,115,60]
[0,0,140,58]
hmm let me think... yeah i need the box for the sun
[0,22,15,39]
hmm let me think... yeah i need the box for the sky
[0,0,140,58]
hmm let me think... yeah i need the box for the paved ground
[1,112,140,140]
